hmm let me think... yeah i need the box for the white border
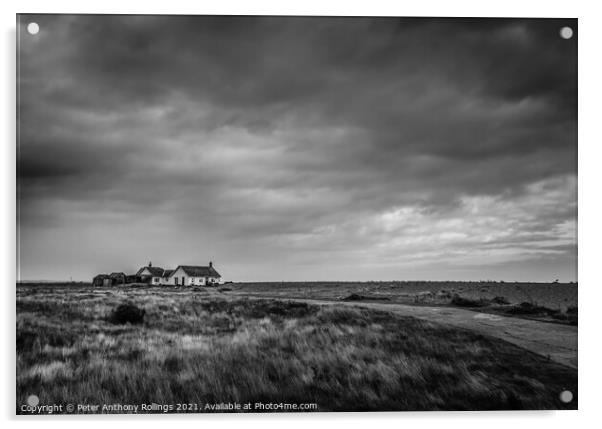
[3,1,601,428]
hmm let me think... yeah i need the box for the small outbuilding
[109,272,126,285]
[92,274,112,287]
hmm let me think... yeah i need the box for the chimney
[149,261,152,267]
[209,261,213,268]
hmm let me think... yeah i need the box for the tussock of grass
[108,303,145,325]
[16,285,577,412]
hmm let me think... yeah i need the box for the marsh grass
[16,285,577,413]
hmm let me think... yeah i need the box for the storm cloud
[17,15,577,281]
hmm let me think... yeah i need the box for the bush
[108,303,145,324]
[342,293,365,301]
[505,302,559,316]
[342,293,390,302]
[451,294,487,307]
[491,296,510,305]
[554,306,578,326]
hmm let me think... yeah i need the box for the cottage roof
[162,269,174,277]
[136,266,165,277]
[176,265,221,278]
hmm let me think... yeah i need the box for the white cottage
[169,263,223,286]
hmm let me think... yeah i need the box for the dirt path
[235,293,578,369]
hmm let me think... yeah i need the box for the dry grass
[231,281,577,310]
[231,281,578,325]
[16,284,577,413]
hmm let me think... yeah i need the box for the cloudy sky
[17,15,577,282]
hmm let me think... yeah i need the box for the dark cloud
[17,15,577,281]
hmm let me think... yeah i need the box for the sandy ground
[234,293,578,369]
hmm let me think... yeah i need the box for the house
[136,262,165,284]
[125,274,139,283]
[169,263,222,286]
[92,274,112,287]
[109,272,126,285]
[144,262,222,286]
[138,262,223,286]
[92,261,224,287]
[157,269,174,285]
[149,268,171,285]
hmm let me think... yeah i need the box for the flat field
[229,281,577,308]
[229,281,578,324]
[16,283,577,413]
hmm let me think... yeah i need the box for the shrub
[451,294,487,307]
[342,293,365,301]
[491,296,510,305]
[505,302,559,316]
[108,303,145,325]
[505,302,537,315]
[558,306,578,326]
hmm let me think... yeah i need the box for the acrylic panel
[16,14,577,414]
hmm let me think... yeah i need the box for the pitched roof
[93,274,110,279]
[136,266,165,277]
[162,269,174,277]
[176,265,221,278]
[109,272,126,277]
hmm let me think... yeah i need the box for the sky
[17,15,577,282]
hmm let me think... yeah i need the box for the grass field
[16,284,577,413]
[229,281,578,324]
